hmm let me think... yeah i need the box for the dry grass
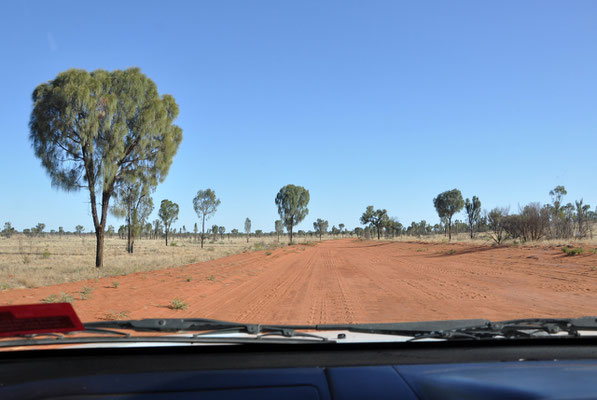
[0,234,311,289]
[388,232,597,247]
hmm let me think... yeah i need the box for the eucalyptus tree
[158,199,179,246]
[110,180,153,253]
[211,224,219,241]
[75,225,84,235]
[339,223,345,238]
[29,68,182,267]
[218,226,225,240]
[313,219,329,241]
[153,219,163,240]
[193,189,221,248]
[464,196,482,239]
[244,218,251,243]
[433,189,464,240]
[275,184,310,243]
[274,220,284,241]
[360,206,389,240]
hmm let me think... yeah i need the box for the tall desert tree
[313,219,329,241]
[274,220,284,241]
[433,189,464,240]
[193,189,221,248]
[339,223,345,238]
[29,68,182,267]
[244,218,251,243]
[75,225,84,235]
[275,184,310,243]
[211,224,219,241]
[111,181,153,253]
[360,206,389,240]
[218,226,226,240]
[158,199,179,246]
[464,196,482,239]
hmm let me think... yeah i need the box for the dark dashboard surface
[2,340,597,399]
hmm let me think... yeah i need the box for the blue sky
[1,0,596,233]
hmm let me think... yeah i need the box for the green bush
[80,286,94,300]
[42,248,51,259]
[42,292,75,304]
[169,298,188,310]
[562,246,584,256]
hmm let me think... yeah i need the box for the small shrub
[112,281,120,288]
[80,286,94,300]
[265,251,272,256]
[22,255,31,264]
[206,247,215,252]
[186,276,193,282]
[42,248,51,259]
[253,242,265,251]
[170,242,177,247]
[591,248,597,255]
[42,292,74,304]
[446,249,456,255]
[591,266,596,272]
[104,310,130,320]
[169,298,188,310]
[562,246,584,256]
[207,274,216,282]
[41,294,59,303]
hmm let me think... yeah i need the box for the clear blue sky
[1,0,596,233]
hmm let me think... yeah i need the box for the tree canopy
[433,189,464,240]
[193,189,220,248]
[360,206,389,239]
[111,180,153,253]
[275,184,309,243]
[158,199,179,246]
[313,218,329,241]
[464,195,482,239]
[244,217,251,243]
[29,67,182,267]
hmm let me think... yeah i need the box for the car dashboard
[2,339,597,399]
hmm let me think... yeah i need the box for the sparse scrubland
[0,235,315,289]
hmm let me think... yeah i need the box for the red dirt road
[2,240,597,324]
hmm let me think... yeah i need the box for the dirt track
[1,239,597,324]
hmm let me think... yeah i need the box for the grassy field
[0,234,319,290]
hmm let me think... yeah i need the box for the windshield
[0,1,596,339]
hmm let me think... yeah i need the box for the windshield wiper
[85,318,327,339]
[0,318,333,348]
[404,317,597,341]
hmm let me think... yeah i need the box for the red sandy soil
[1,239,597,324]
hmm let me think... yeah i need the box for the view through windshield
[1,1,596,330]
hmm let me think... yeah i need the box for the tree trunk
[201,215,205,249]
[377,225,381,240]
[165,227,168,246]
[289,224,293,243]
[95,228,104,269]
[127,216,132,254]
[448,217,452,241]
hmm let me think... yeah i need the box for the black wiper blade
[406,317,597,341]
[84,318,330,341]
[317,319,491,336]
